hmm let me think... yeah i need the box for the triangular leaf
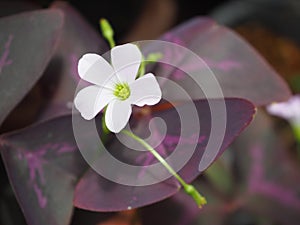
[233,110,300,224]
[0,116,87,225]
[74,98,255,211]
[0,9,63,126]
[157,17,291,106]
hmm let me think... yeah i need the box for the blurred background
[1,0,299,89]
[0,0,300,225]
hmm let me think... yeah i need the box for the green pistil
[114,83,130,100]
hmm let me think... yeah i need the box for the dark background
[32,0,231,41]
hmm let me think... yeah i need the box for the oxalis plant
[0,2,291,225]
[74,19,207,208]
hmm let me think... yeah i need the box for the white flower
[74,43,162,133]
[267,95,300,127]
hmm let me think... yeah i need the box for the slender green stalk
[292,125,300,160]
[137,55,146,78]
[292,125,300,142]
[121,129,207,208]
[100,107,110,142]
[137,53,163,78]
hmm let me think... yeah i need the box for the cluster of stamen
[114,83,130,100]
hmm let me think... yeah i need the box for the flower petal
[74,85,114,120]
[128,73,162,107]
[78,53,114,86]
[111,44,142,83]
[267,103,295,119]
[105,100,132,133]
[267,95,300,126]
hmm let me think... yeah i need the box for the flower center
[114,83,130,100]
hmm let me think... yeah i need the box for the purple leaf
[38,2,108,120]
[158,17,291,106]
[0,9,63,126]
[0,116,88,225]
[231,110,300,224]
[0,98,255,218]
[74,98,255,211]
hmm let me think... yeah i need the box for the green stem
[292,125,300,160]
[292,125,300,142]
[121,129,207,208]
[137,53,163,78]
[137,55,146,78]
[100,107,110,142]
[107,39,115,49]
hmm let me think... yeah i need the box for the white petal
[266,95,300,127]
[105,100,132,133]
[78,53,114,86]
[128,73,162,107]
[111,44,142,83]
[267,103,294,119]
[74,85,114,120]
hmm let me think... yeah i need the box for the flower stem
[121,129,207,208]
[138,55,146,78]
[292,125,300,142]
[101,107,110,142]
[292,125,300,160]
[137,53,163,78]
